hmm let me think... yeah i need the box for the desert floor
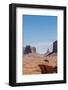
[23,53,57,75]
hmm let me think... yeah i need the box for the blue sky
[23,15,57,54]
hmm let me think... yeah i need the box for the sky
[23,15,57,54]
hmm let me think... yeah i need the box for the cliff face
[53,40,57,52]
[24,45,36,54]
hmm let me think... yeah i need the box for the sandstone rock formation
[24,45,36,54]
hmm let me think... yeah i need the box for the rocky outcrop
[24,45,32,54]
[24,45,36,54]
[38,64,57,74]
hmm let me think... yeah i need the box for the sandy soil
[23,53,57,75]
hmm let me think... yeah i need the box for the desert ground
[23,53,57,75]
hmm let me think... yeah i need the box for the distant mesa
[24,45,36,54]
[23,40,57,55]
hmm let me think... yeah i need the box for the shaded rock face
[24,45,32,54]
[53,40,57,52]
[24,45,36,54]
